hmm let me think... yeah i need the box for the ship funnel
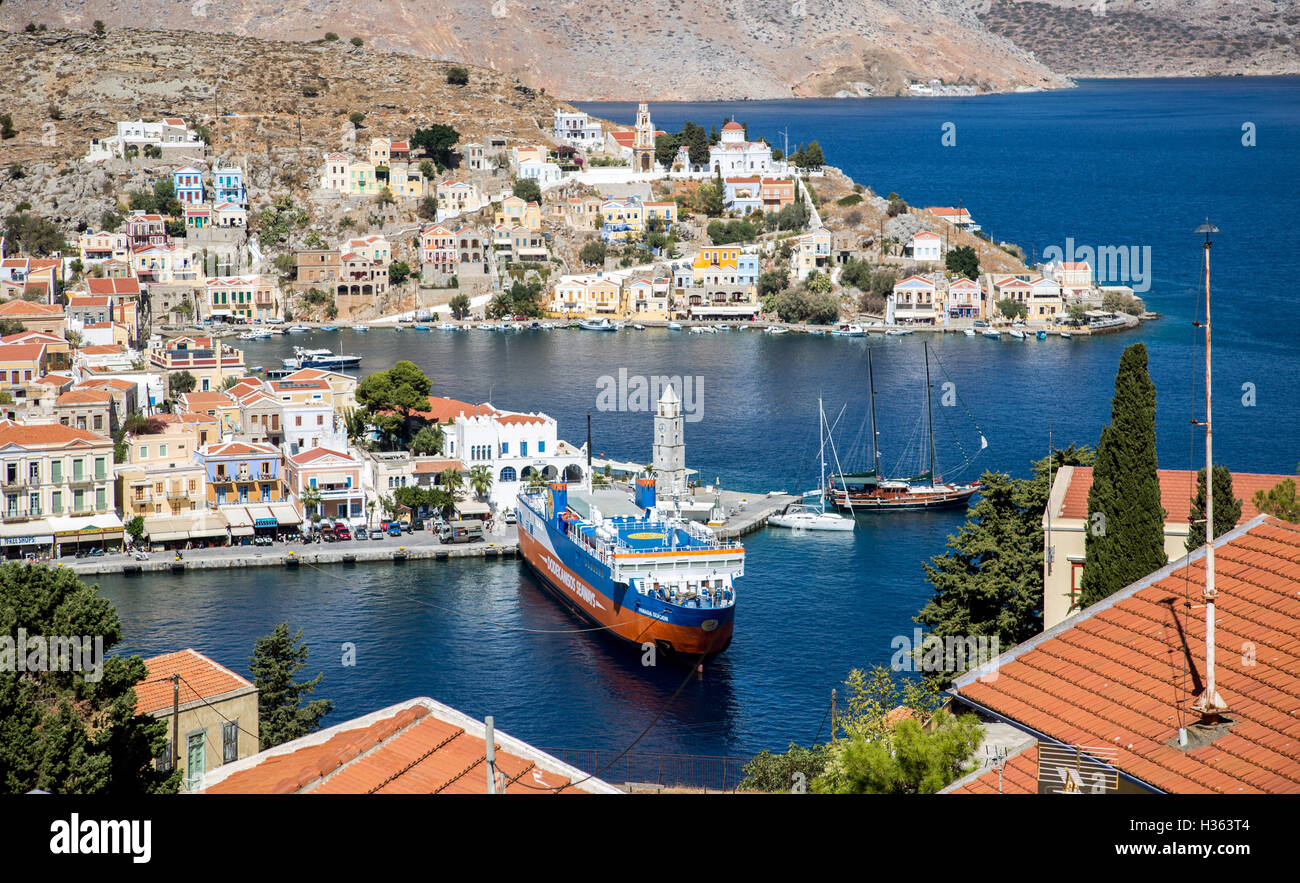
[548,482,568,524]
[635,477,656,512]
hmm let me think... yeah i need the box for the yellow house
[643,200,678,225]
[551,275,622,317]
[387,164,425,199]
[600,199,645,240]
[115,414,213,522]
[692,245,741,282]
[279,367,357,414]
[348,161,379,196]
[136,649,259,792]
[494,196,542,230]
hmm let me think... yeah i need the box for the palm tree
[440,467,464,497]
[300,487,323,526]
[468,465,493,500]
[525,469,547,490]
[366,499,376,530]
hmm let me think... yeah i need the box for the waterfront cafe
[52,513,125,557]
[142,502,303,549]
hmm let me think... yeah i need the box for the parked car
[369,529,384,540]
[321,531,338,543]
[411,518,425,532]
[504,510,517,525]
[334,526,352,541]
[387,523,403,537]
[398,519,411,532]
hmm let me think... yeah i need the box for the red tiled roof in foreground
[135,649,256,716]
[1055,466,1293,524]
[199,698,621,794]
[952,516,1300,794]
[412,396,497,423]
[946,742,1040,795]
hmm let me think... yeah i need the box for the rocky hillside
[976,0,1299,78]
[0,27,572,229]
[0,1,1066,100]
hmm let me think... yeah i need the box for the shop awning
[455,499,491,516]
[247,505,277,528]
[50,513,124,538]
[0,519,54,546]
[189,511,230,539]
[270,503,302,525]
[143,514,194,543]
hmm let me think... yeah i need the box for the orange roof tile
[0,420,109,447]
[412,459,464,475]
[945,742,1040,794]
[952,516,1300,794]
[56,388,111,405]
[496,413,547,426]
[199,698,617,794]
[1056,466,1295,524]
[413,396,497,423]
[135,649,255,716]
[0,300,62,317]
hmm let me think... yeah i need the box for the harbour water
[99,78,1300,761]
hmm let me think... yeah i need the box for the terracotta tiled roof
[414,396,497,422]
[199,697,618,794]
[945,742,1040,794]
[0,343,47,362]
[135,649,255,716]
[1055,466,1295,524]
[80,377,136,391]
[33,373,74,386]
[0,420,108,447]
[180,391,235,409]
[87,277,142,296]
[412,458,464,475]
[0,300,62,317]
[205,441,278,456]
[56,388,111,405]
[496,413,548,426]
[287,447,355,466]
[77,344,125,356]
[952,516,1300,794]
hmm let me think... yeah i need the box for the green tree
[468,465,493,500]
[579,241,607,266]
[350,36,363,47]
[758,269,788,300]
[917,446,1094,685]
[738,743,831,793]
[411,124,460,168]
[1079,343,1166,608]
[388,261,410,285]
[699,171,725,217]
[126,515,146,546]
[806,271,832,294]
[323,31,338,41]
[355,360,433,447]
[813,710,983,794]
[1253,465,1300,523]
[440,467,464,498]
[168,371,196,398]
[449,293,471,319]
[348,111,366,127]
[446,66,469,85]
[0,114,15,141]
[513,177,542,204]
[300,486,323,524]
[417,194,438,221]
[3,212,68,256]
[0,565,178,793]
[249,624,333,750]
[410,423,444,456]
[945,245,979,279]
[1186,465,1242,551]
[93,20,105,36]
[997,298,1027,320]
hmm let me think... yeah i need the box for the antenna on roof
[1191,219,1227,721]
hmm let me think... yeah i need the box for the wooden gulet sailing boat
[826,343,982,512]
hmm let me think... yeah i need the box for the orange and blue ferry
[516,479,743,657]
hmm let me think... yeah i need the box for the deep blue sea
[98,78,1300,762]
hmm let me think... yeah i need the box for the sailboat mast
[818,396,826,514]
[868,348,880,477]
[924,341,936,484]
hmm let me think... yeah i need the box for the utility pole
[485,716,498,794]
[830,688,837,742]
[1192,220,1226,719]
[171,674,180,773]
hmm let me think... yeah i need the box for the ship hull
[517,516,734,658]
[829,486,979,512]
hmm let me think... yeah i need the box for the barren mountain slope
[0,0,1066,100]
[975,0,1299,77]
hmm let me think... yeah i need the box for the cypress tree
[1186,465,1242,551]
[1078,343,1166,608]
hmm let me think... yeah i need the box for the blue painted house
[213,167,247,206]
[173,166,205,205]
[195,441,286,507]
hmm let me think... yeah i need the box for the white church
[709,121,775,175]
